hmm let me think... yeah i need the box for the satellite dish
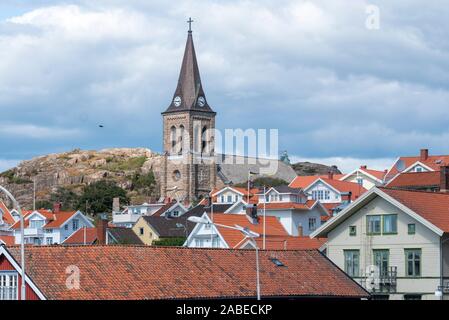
[395,159,406,172]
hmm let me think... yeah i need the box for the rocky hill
[0,148,165,209]
[0,148,341,210]
[292,162,341,176]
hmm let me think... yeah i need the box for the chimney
[328,171,334,180]
[440,166,449,192]
[53,202,61,214]
[112,197,120,213]
[420,148,429,161]
[165,197,171,204]
[360,165,367,170]
[97,214,108,245]
[297,224,303,237]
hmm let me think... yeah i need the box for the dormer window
[415,166,423,172]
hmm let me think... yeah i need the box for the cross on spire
[187,17,193,33]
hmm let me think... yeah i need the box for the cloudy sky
[1,0,448,173]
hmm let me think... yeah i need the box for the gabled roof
[311,187,449,238]
[386,152,449,179]
[207,213,288,248]
[380,188,449,233]
[289,175,345,189]
[386,171,440,189]
[10,210,89,230]
[298,178,367,200]
[0,201,15,225]
[62,227,97,245]
[151,200,183,217]
[269,185,303,194]
[340,167,386,183]
[5,245,369,300]
[256,200,320,211]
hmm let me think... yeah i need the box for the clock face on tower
[197,96,205,107]
[173,96,182,107]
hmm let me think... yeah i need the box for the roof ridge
[380,186,449,196]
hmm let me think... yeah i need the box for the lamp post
[0,185,26,300]
[187,216,261,300]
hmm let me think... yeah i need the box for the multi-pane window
[0,273,18,300]
[195,238,204,247]
[30,220,44,229]
[324,190,330,200]
[373,250,389,276]
[308,218,317,231]
[344,250,360,277]
[227,195,232,203]
[405,249,421,277]
[408,224,416,235]
[46,238,53,245]
[356,178,363,186]
[367,215,382,235]
[383,215,397,234]
[72,219,79,231]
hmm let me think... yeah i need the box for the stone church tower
[161,26,217,202]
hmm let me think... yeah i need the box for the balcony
[23,228,44,237]
[361,266,397,293]
[112,212,141,225]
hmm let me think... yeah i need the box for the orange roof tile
[6,245,369,300]
[10,210,77,229]
[256,201,317,210]
[386,171,440,188]
[63,227,97,245]
[291,176,366,200]
[0,235,15,246]
[209,213,288,248]
[0,201,15,225]
[253,236,327,250]
[381,188,449,232]
[387,153,449,178]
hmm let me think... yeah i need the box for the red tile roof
[63,227,97,245]
[387,154,449,178]
[0,201,15,225]
[361,168,387,180]
[386,171,440,188]
[253,236,327,250]
[290,176,366,199]
[381,188,449,232]
[0,235,15,246]
[209,213,288,248]
[6,245,369,300]
[256,200,318,211]
[10,210,77,230]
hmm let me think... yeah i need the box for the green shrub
[152,237,186,247]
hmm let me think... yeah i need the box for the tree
[131,171,156,196]
[78,180,129,215]
[234,177,289,189]
[50,187,80,211]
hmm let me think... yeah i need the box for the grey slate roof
[271,185,303,193]
[216,154,297,185]
[107,228,143,245]
[142,203,232,238]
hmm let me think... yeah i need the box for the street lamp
[0,185,26,300]
[187,216,261,300]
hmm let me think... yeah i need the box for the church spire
[163,19,215,114]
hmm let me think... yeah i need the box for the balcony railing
[361,266,397,293]
[23,227,44,237]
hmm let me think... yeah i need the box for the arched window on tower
[201,126,208,154]
[178,125,185,154]
[170,126,176,154]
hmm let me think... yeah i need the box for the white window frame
[0,272,18,300]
